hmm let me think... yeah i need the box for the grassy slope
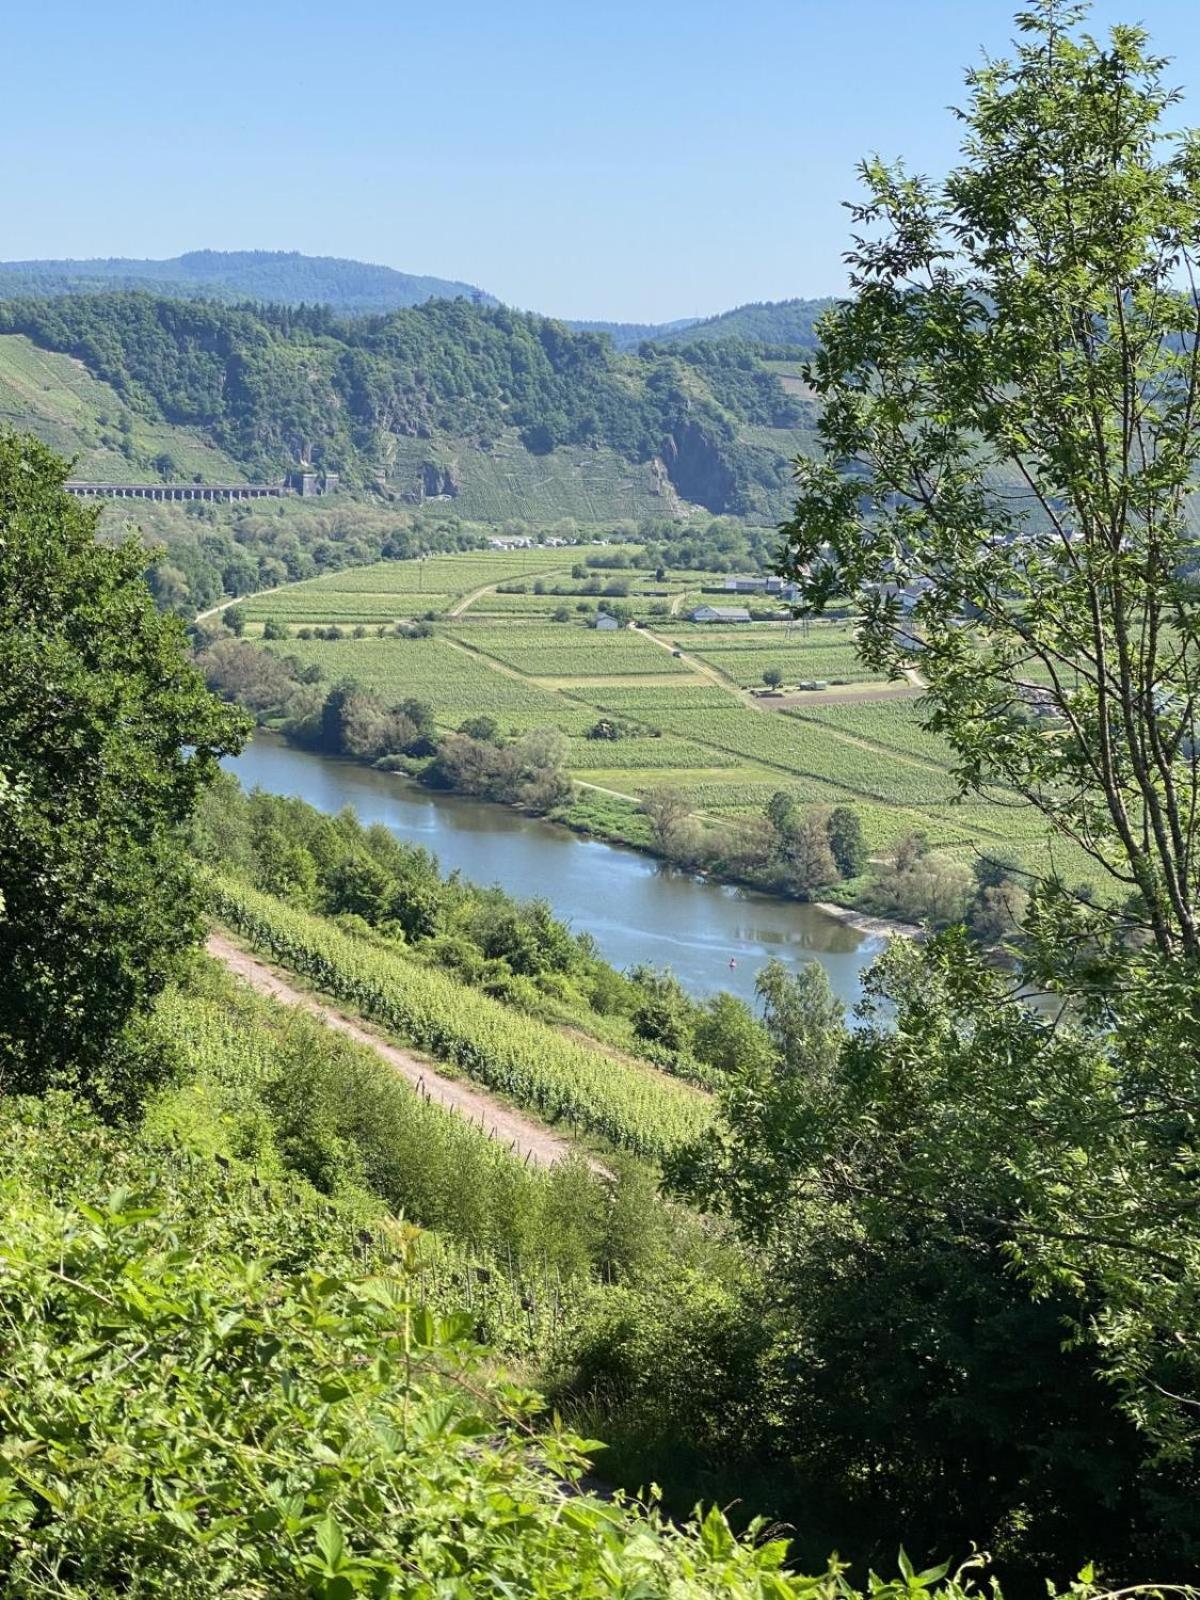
[0,333,247,482]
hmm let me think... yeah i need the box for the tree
[766,790,797,836]
[0,433,247,1101]
[779,1,1200,969]
[781,813,838,893]
[641,787,694,857]
[261,617,290,641]
[754,957,844,1079]
[223,604,246,636]
[670,935,1200,1578]
[692,992,774,1076]
[762,666,784,689]
[630,968,693,1054]
[826,805,866,877]
[689,6,1200,1568]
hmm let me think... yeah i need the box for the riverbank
[252,723,924,954]
[222,733,881,1007]
[813,902,920,941]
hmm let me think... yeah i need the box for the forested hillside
[0,249,497,313]
[0,292,815,517]
[655,297,834,349]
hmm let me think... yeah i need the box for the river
[223,733,884,1007]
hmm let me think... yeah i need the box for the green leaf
[314,1513,346,1571]
[411,1306,435,1347]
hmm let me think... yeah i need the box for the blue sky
[6,2,1200,321]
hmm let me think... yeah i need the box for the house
[690,605,751,624]
[286,470,340,498]
[721,575,800,600]
[869,577,935,613]
[593,612,622,630]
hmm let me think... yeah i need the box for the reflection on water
[222,733,883,1006]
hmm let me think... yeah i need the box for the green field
[450,622,693,679]
[243,547,601,624]
[266,635,601,734]
[246,545,1084,874]
[667,622,885,688]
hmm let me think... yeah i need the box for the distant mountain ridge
[0,251,498,315]
[0,252,831,350]
[563,317,701,350]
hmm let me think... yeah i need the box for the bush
[0,1096,813,1598]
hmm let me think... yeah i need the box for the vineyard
[265,635,601,734]
[667,622,885,688]
[211,880,712,1160]
[567,735,741,771]
[450,623,694,679]
[150,963,650,1320]
[241,546,1075,877]
[243,546,611,625]
[784,700,961,766]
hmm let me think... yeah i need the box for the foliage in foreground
[782,0,1200,966]
[0,432,246,1108]
[0,1093,988,1599]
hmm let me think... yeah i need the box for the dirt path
[206,932,607,1173]
[575,777,641,802]
[761,682,922,712]
[196,583,285,624]
[637,624,746,700]
[448,563,565,618]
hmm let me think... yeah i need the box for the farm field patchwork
[580,684,742,715]
[784,700,958,766]
[665,622,885,688]
[243,546,617,624]
[247,548,1075,881]
[566,736,741,771]
[248,593,458,624]
[264,636,600,734]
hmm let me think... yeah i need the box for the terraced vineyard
[0,333,247,483]
[212,880,712,1160]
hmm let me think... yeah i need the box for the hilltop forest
[0,249,499,313]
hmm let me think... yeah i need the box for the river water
[223,733,883,1007]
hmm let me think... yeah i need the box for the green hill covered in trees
[654,297,834,349]
[0,249,498,313]
[0,292,818,518]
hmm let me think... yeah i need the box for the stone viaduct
[65,482,290,503]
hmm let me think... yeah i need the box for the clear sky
[6,1,1200,322]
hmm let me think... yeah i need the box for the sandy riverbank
[813,902,921,941]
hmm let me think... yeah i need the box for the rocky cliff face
[659,422,741,514]
[420,461,460,499]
